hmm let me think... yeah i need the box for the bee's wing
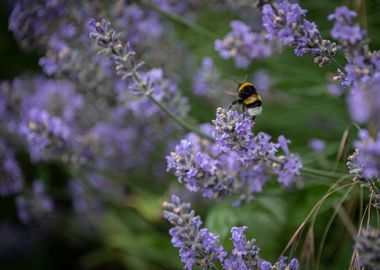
[221,79,239,96]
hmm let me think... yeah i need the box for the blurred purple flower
[309,138,326,153]
[16,180,54,224]
[192,57,220,96]
[253,70,271,97]
[215,20,281,68]
[328,6,365,47]
[0,141,23,197]
[355,228,380,269]
[8,0,67,49]
[19,108,73,162]
[327,83,344,97]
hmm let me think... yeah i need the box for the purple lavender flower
[192,57,221,96]
[212,108,254,154]
[0,141,23,197]
[355,228,380,270]
[89,19,190,118]
[350,130,380,180]
[347,130,380,207]
[164,195,300,269]
[23,79,84,123]
[8,0,67,49]
[112,3,164,47]
[215,20,281,68]
[168,108,302,202]
[328,7,365,48]
[163,195,226,269]
[253,70,271,97]
[327,5,380,126]
[309,138,326,153]
[19,108,74,162]
[16,180,54,223]
[225,226,261,269]
[262,0,337,67]
[327,83,344,97]
[166,138,232,198]
[274,136,302,186]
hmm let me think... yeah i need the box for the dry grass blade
[315,185,356,270]
[349,249,360,270]
[352,0,368,29]
[335,203,357,237]
[350,201,371,270]
[301,227,315,268]
[280,178,355,257]
[333,124,352,172]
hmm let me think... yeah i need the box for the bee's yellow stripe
[243,94,261,105]
[238,82,254,92]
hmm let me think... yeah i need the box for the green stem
[269,157,346,178]
[138,0,217,39]
[300,166,347,179]
[147,94,214,140]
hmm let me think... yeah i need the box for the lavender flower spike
[347,130,380,207]
[262,0,337,67]
[163,195,226,269]
[163,196,300,269]
[355,228,380,270]
[89,19,145,93]
[215,20,280,68]
[0,141,24,197]
[212,107,254,153]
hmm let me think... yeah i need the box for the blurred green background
[1,1,379,270]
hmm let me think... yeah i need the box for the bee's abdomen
[246,100,262,108]
[243,94,262,107]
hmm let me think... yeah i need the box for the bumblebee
[227,81,262,120]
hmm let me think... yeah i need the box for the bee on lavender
[226,80,263,120]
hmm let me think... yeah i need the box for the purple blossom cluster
[163,195,226,269]
[0,141,23,197]
[8,0,68,50]
[88,19,189,120]
[347,130,380,207]
[16,180,54,224]
[4,2,190,170]
[308,138,326,153]
[328,7,366,55]
[167,108,302,202]
[327,7,380,126]
[192,57,221,96]
[5,0,380,268]
[252,70,271,97]
[163,195,299,270]
[3,1,192,223]
[215,20,281,68]
[262,0,337,67]
[355,228,380,270]
[19,108,83,163]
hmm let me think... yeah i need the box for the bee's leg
[228,99,240,110]
[242,104,246,116]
